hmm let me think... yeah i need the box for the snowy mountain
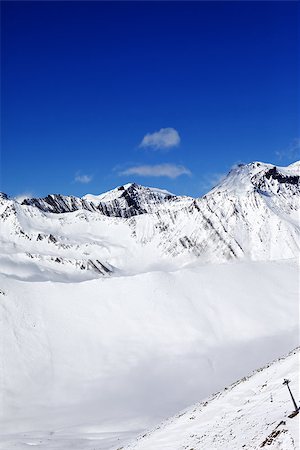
[22,182,178,217]
[124,348,299,450]
[0,161,299,449]
[0,161,299,281]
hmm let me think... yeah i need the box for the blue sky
[1,1,299,198]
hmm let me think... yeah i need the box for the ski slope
[125,349,299,450]
[0,259,298,449]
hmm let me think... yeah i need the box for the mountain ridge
[0,161,299,281]
[6,160,299,212]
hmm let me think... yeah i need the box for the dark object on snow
[283,379,299,417]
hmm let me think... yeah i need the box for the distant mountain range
[0,161,298,281]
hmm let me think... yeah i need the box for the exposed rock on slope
[22,183,178,217]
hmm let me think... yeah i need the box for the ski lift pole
[283,379,299,412]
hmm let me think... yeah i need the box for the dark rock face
[264,167,299,186]
[251,166,300,196]
[21,184,176,218]
[22,194,97,214]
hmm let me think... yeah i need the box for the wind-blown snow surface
[0,261,298,449]
[0,161,299,449]
[125,349,299,450]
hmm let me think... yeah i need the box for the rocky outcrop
[22,183,178,218]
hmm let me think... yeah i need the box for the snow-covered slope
[0,260,298,449]
[125,348,299,450]
[0,161,299,450]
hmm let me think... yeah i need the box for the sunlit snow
[0,161,299,449]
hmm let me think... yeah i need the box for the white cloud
[74,173,93,184]
[275,138,300,162]
[15,192,34,203]
[120,164,191,179]
[139,128,180,150]
[200,173,226,192]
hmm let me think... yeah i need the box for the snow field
[0,259,298,449]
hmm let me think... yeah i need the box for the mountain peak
[83,182,174,204]
[82,182,175,215]
[0,192,9,201]
[119,182,138,190]
[208,161,299,196]
[287,160,300,170]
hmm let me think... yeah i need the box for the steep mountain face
[22,182,179,217]
[82,182,179,216]
[125,348,299,450]
[125,161,299,263]
[173,161,300,261]
[0,161,299,281]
